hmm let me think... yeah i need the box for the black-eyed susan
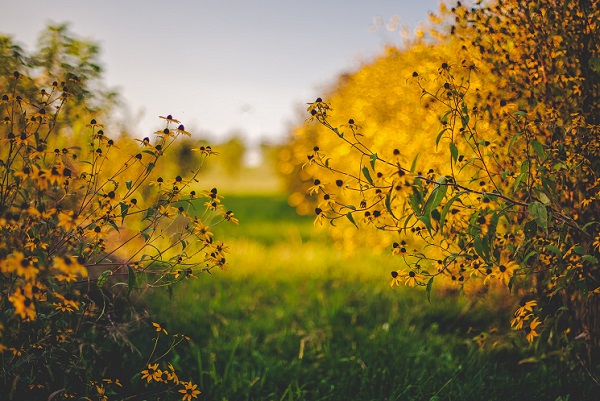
[307,179,325,195]
[224,210,239,225]
[159,114,181,124]
[141,363,160,383]
[179,381,201,401]
[525,317,542,343]
[390,270,402,287]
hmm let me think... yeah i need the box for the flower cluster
[0,67,232,398]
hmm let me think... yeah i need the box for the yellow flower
[390,270,402,287]
[141,363,160,383]
[9,290,36,320]
[179,381,201,401]
[191,145,219,156]
[514,300,537,318]
[152,322,168,335]
[224,210,239,225]
[525,317,542,343]
[307,179,325,195]
[176,124,191,136]
[159,114,181,124]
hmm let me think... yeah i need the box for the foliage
[0,27,236,400]
[282,0,600,370]
[148,194,599,400]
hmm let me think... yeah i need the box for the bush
[0,27,236,400]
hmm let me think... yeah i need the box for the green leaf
[546,244,562,257]
[146,162,155,173]
[439,193,461,228]
[573,245,585,256]
[513,172,526,193]
[513,110,527,118]
[97,270,112,288]
[528,201,548,233]
[370,153,378,170]
[125,180,132,190]
[582,255,599,264]
[426,277,434,303]
[435,128,448,148]
[507,132,522,153]
[524,220,537,239]
[410,153,420,173]
[346,212,358,228]
[119,202,129,224]
[530,140,546,160]
[449,142,458,163]
[423,176,448,217]
[362,166,373,185]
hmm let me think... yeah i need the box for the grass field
[145,194,598,401]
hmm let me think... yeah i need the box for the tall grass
[145,194,598,400]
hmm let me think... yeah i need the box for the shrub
[0,27,236,400]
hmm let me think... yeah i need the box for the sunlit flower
[514,300,537,318]
[308,179,325,195]
[9,290,36,320]
[141,363,160,383]
[224,210,239,225]
[525,317,542,343]
[159,114,181,124]
[191,145,219,156]
[390,270,402,287]
[152,322,168,335]
[176,124,191,136]
[179,381,201,401]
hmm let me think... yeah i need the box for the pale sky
[1,0,440,145]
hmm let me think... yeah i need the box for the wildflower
[179,382,201,401]
[176,124,191,136]
[191,145,219,156]
[307,179,325,195]
[141,363,160,383]
[52,255,88,278]
[159,114,181,124]
[404,270,420,287]
[224,210,239,225]
[53,292,79,312]
[525,317,542,343]
[391,241,407,256]
[390,270,402,287]
[152,322,168,335]
[514,300,537,318]
[9,290,36,320]
[86,119,104,128]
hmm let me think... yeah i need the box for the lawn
[144,194,597,401]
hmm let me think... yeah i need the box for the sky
[1,0,440,148]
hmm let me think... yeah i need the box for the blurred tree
[217,133,246,177]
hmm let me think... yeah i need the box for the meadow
[145,192,598,401]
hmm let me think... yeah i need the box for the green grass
[144,194,598,401]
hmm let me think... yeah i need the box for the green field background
[142,182,596,400]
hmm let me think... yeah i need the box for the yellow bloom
[224,210,239,225]
[152,322,168,335]
[141,363,160,383]
[159,114,181,124]
[525,317,542,343]
[390,270,402,287]
[514,300,537,318]
[179,381,201,401]
[9,290,36,320]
